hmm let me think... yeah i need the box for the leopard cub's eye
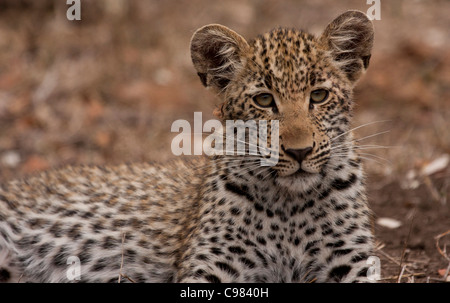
[310,89,329,104]
[253,93,274,108]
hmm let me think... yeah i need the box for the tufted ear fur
[190,24,249,93]
[320,10,374,83]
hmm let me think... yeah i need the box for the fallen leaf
[376,217,402,229]
[1,151,21,168]
[8,94,30,115]
[95,131,112,148]
[402,169,420,189]
[87,99,105,121]
[438,268,450,281]
[421,154,450,176]
[22,155,49,174]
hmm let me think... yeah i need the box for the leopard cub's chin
[276,170,323,193]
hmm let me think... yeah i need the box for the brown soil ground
[0,0,449,282]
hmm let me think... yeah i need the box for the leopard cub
[0,10,375,282]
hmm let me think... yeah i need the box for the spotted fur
[0,11,375,283]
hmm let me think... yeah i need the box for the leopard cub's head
[190,11,374,178]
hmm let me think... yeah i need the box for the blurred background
[0,0,449,282]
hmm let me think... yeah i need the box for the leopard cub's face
[191,11,374,178]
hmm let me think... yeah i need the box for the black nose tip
[285,147,313,164]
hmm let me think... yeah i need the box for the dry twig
[397,208,416,278]
[379,272,425,282]
[435,230,450,261]
[118,232,136,283]
[435,230,450,282]
[397,265,407,283]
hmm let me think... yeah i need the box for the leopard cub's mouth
[293,167,309,175]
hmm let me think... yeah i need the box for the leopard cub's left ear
[319,10,374,83]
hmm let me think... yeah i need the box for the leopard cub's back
[0,159,207,282]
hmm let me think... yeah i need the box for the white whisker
[330,120,391,142]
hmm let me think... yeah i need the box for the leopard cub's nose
[285,147,313,164]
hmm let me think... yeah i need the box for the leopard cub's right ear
[190,24,249,93]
